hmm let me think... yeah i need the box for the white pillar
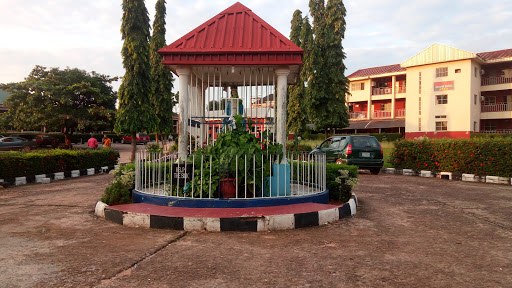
[275,67,290,159]
[391,75,396,118]
[176,66,191,161]
[368,80,372,119]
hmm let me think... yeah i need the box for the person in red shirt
[87,135,98,149]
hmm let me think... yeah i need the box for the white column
[368,79,372,119]
[275,67,290,159]
[391,75,396,118]
[176,66,191,161]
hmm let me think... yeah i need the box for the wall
[405,59,475,135]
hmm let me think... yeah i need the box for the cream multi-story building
[346,43,512,139]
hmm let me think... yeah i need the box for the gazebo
[158,2,303,160]
[131,2,327,208]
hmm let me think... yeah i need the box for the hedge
[470,133,512,140]
[0,149,120,179]
[391,139,512,177]
[326,163,359,202]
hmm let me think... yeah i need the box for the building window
[484,122,496,131]
[436,67,448,78]
[436,95,448,104]
[474,94,477,105]
[351,83,364,91]
[484,96,496,106]
[475,67,478,77]
[435,115,447,119]
[419,72,422,94]
[436,121,448,131]
[419,118,421,132]
[474,121,478,132]
[455,69,461,73]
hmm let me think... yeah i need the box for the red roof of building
[159,2,303,66]
[347,64,406,79]
[477,48,512,61]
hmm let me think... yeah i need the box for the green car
[310,135,384,174]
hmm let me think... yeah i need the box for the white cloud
[0,0,511,91]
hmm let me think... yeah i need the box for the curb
[95,194,358,232]
[0,165,119,187]
[383,168,512,185]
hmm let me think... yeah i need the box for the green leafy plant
[101,163,135,205]
[391,138,512,177]
[188,114,283,198]
[0,149,119,179]
[101,180,131,206]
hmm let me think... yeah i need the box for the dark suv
[310,135,384,174]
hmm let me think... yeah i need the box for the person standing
[87,135,98,149]
[102,134,112,149]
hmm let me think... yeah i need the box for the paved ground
[1,173,511,287]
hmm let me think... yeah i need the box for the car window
[338,137,347,149]
[319,139,331,149]
[352,136,380,148]
[138,133,148,137]
[2,138,13,142]
[329,138,341,149]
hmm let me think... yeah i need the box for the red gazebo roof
[158,2,304,66]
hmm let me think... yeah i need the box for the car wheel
[370,168,381,175]
[335,158,343,165]
[121,139,125,144]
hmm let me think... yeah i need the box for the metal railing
[395,109,406,117]
[372,110,392,118]
[481,103,512,112]
[480,129,512,134]
[397,86,406,93]
[134,151,326,199]
[372,88,392,95]
[350,111,367,119]
[481,76,512,86]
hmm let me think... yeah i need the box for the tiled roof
[347,64,405,79]
[159,2,302,53]
[477,48,512,61]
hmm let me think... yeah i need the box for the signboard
[434,81,454,91]
[172,163,193,186]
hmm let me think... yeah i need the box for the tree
[0,65,117,139]
[288,11,313,136]
[150,0,175,144]
[116,0,156,161]
[308,0,349,135]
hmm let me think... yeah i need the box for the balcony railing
[481,76,512,86]
[481,129,512,134]
[373,110,391,118]
[372,88,392,95]
[397,87,406,93]
[395,109,406,117]
[349,111,367,119]
[481,103,512,112]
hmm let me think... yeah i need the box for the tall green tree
[116,0,156,161]
[0,65,117,139]
[308,0,349,135]
[150,0,175,144]
[287,11,313,136]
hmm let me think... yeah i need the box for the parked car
[310,135,384,174]
[0,136,37,151]
[120,133,150,144]
[35,135,60,148]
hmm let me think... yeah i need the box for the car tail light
[346,144,352,155]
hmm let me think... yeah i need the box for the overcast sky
[1,0,511,92]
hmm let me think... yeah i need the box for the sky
[1,0,512,93]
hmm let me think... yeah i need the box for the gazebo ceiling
[158,2,303,84]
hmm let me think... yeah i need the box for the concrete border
[0,165,119,187]
[383,168,511,185]
[95,194,358,232]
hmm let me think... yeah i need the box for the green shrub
[0,149,119,179]
[326,163,359,202]
[368,133,403,142]
[101,180,131,206]
[470,133,512,140]
[286,142,314,153]
[391,139,512,177]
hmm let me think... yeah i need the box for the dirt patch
[1,174,512,287]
